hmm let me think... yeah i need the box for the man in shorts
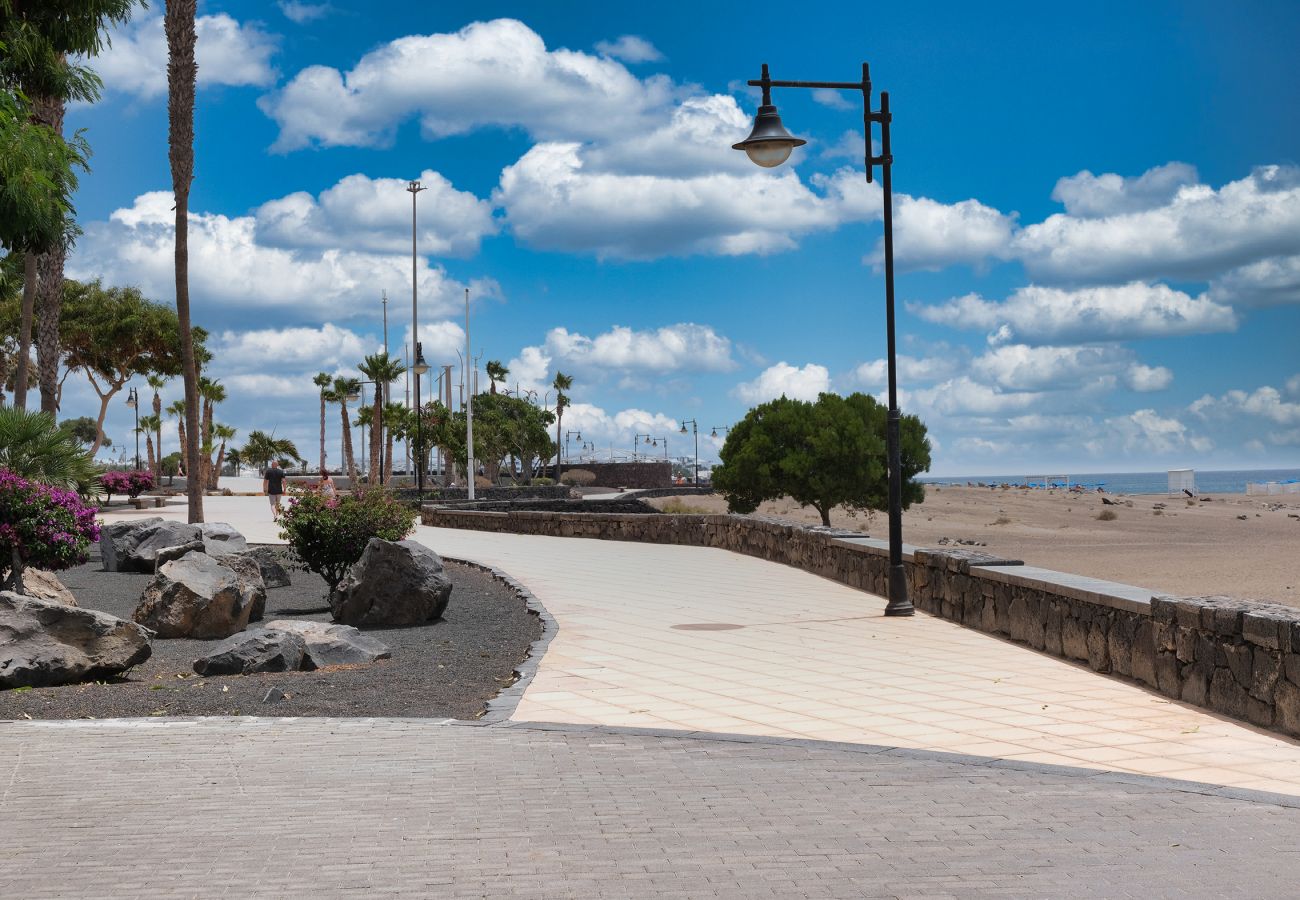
[263,459,287,513]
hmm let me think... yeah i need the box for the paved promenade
[3,496,1296,896]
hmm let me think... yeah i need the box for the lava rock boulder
[0,592,152,688]
[329,538,453,627]
[133,552,258,639]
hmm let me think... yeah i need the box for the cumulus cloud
[68,192,498,327]
[1050,162,1199,218]
[279,1,331,24]
[254,170,497,258]
[1108,409,1212,456]
[733,363,831,404]
[969,344,1137,392]
[496,146,876,259]
[594,35,663,63]
[94,13,278,99]
[213,324,375,371]
[259,18,676,151]
[1190,385,1300,427]
[542,323,736,373]
[1014,165,1300,283]
[909,376,1046,417]
[1125,364,1174,392]
[848,353,962,388]
[909,282,1237,345]
[874,194,1017,272]
[1207,254,1300,309]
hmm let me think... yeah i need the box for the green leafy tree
[712,392,930,526]
[0,279,207,456]
[58,415,107,447]
[357,351,405,483]
[432,393,555,485]
[1,1,140,413]
[485,359,508,395]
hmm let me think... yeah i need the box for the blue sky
[63,0,1300,475]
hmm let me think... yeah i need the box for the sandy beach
[649,487,1300,608]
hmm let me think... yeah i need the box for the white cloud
[1014,165,1300,283]
[733,363,831,404]
[279,1,331,24]
[1108,409,1210,456]
[970,344,1133,392]
[94,13,278,99]
[1208,254,1300,309]
[68,191,498,325]
[875,194,1016,272]
[910,376,1046,417]
[1191,385,1300,427]
[909,282,1237,344]
[496,149,876,259]
[848,353,962,388]
[259,18,677,151]
[540,323,735,373]
[1287,375,1300,398]
[593,35,663,63]
[214,324,374,371]
[1124,364,1173,392]
[254,170,497,258]
[812,89,853,110]
[1050,162,1199,218]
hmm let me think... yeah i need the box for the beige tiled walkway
[102,498,1300,796]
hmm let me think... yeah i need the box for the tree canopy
[712,392,931,526]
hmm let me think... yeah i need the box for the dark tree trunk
[14,254,35,410]
[166,0,203,523]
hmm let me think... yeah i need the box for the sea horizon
[919,467,1300,496]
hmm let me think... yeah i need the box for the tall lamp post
[125,387,140,470]
[679,418,699,485]
[732,61,911,616]
[407,179,427,498]
[411,342,430,497]
[565,430,582,466]
[634,433,653,462]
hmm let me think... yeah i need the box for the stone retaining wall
[420,506,1300,739]
[568,462,672,489]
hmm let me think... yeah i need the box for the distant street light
[407,179,427,498]
[732,61,913,617]
[412,342,430,498]
[565,430,582,466]
[679,419,699,485]
[125,387,140,471]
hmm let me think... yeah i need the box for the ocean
[919,468,1300,495]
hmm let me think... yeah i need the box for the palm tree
[552,371,573,481]
[165,399,186,472]
[224,447,242,476]
[312,371,331,473]
[486,360,509,395]
[357,352,406,483]
[242,430,300,475]
[137,413,163,475]
[326,376,360,484]
[208,423,236,488]
[383,402,408,483]
[165,0,202,523]
[146,373,167,479]
[197,376,225,487]
[0,407,98,491]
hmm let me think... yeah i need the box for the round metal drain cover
[671,623,744,631]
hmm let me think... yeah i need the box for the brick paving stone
[1,718,1298,899]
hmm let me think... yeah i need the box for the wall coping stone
[974,565,1155,615]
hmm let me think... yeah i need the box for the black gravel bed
[1,545,542,721]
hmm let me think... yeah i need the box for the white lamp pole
[465,287,474,501]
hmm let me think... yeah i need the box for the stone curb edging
[439,555,558,725]
[421,507,1300,740]
[7,715,1297,811]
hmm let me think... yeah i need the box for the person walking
[263,459,287,514]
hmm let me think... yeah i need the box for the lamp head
[412,342,430,375]
[732,105,806,168]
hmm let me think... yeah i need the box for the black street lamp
[411,342,430,498]
[125,387,140,470]
[710,425,729,438]
[734,61,913,617]
[565,430,582,466]
[633,433,653,462]
[679,419,699,485]
[407,179,427,500]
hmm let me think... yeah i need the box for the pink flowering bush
[0,468,101,594]
[277,487,416,592]
[100,469,154,503]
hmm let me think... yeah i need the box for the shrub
[277,487,417,592]
[1096,508,1118,521]
[560,468,596,486]
[0,469,100,594]
[531,477,554,486]
[100,469,154,503]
